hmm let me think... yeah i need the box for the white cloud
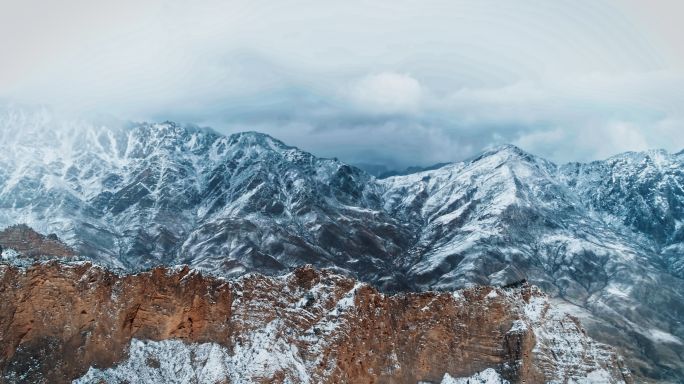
[652,118,684,151]
[577,121,650,161]
[549,70,684,116]
[351,72,423,112]
[448,81,547,105]
[514,127,566,150]
[609,122,649,152]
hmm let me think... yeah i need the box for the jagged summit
[608,147,671,160]
[475,143,528,156]
[226,130,289,148]
[461,143,535,164]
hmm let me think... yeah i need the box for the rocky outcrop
[0,262,630,383]
[0,225,78,260]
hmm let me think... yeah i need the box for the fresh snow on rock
[0,106,412,291]
[418,368,510,384]
[74,339,234,384]
[76,325,313,384]
[516,288,630,384]
[1,248,19,259]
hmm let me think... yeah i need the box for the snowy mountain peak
[606,147,676,166]
[468,144,535,162]
[459,144,559,177]
[226,131,290,150]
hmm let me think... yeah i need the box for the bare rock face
[0,225,78,260]
[0,262,631,384]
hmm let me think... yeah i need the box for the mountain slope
[0,107,414,290]
[379,145,684,382]
[556,150,684,275]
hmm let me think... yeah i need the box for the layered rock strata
[0,262,631,383]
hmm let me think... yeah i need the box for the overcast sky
[1,0,683,170]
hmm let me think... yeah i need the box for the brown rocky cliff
[0,262,632,383]
[0,225,78,260]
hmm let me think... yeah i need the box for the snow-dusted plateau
[1,106,684,382]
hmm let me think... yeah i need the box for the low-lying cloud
[351,72,423,112]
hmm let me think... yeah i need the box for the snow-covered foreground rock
[0,261,630,384]
[426,368,620,384]
[421,368,510,384]
[1,106,684,380]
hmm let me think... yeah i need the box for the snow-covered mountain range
[1,106,684,381]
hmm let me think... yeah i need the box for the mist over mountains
[2,106,684,381]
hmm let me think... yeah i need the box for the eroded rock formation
[0,261,631,383]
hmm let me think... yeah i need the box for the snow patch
[74,339,233,384]
[649,328,683,345]
[567,369,613,384]
[75,323,312,384]
[418,368,510,384]
[507,319,526,334]
[1,248,19,259]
